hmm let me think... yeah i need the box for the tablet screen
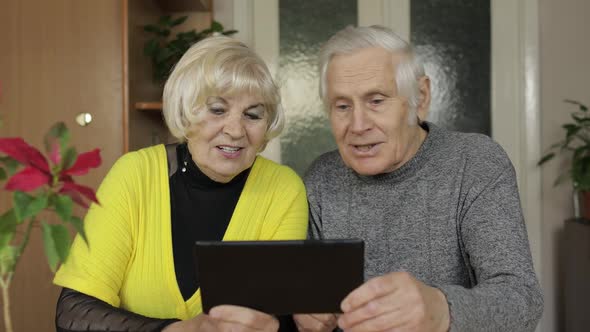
[194,239,364,315]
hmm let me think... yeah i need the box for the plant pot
[574,190,590,220]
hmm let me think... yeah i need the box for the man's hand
[293,313,338,332]
[338,272,450,332]
[163,305,279,332]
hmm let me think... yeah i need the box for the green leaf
[0,167,5,181]
[0,245,18,275]
[55,195,73,222]
[222,30,238,36]
[68,216,88,245]
[171,16,188,27]
[41,222,59,271]
[61,147,77,171]
[538,152,555,166]
[41,222,71,271]
[143,25,161,34]
[144,39,159,56]
[0,210,17,248]
[43,122,70,154]
[13,191,48,223]
[0,157,20,176]
[158,15,172,26]
[211,21,223,32]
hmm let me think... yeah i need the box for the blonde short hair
[163,36,284,143]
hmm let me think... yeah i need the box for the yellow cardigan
[54,145,308,320]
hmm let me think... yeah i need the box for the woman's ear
[416,76,431,121]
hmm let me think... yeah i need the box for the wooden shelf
[155,0,211,12]
[135,101,162,111]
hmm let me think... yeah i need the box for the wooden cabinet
[564,218,590,332]
[125,0,212,151]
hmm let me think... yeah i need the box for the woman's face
[186,92,269,183]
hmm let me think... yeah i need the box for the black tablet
[194,239,364,315]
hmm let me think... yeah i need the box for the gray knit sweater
[304,122,543,331]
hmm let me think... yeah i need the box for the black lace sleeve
[55,288,180,332]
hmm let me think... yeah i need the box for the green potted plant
[143,16,237,83]
[0,121,101,332]
[538,99,590,218]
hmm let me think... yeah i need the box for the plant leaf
[41,222,59,271]
[538,152,555,166]
[41,222,71,271]
[143,25,161,34]
[143,39,159,56]
[211,21,223,32]
[61,147,78,171]
[62,148,101,176]
[4,166,51,192]
[13,191,48,223]
[171,16,188,27]
[0,138,49,172]
[43,122,70,155]
[0,245,18,275]
[0,209,17,248]
[0,167,5,181]
[54,195,73,222]
[60,182,99,205]
[68,216,88,245]
[0,157,19,176]
[158,15,172,26]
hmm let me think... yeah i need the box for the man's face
[325,47,428,176]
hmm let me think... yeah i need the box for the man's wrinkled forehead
[326,47,402,98]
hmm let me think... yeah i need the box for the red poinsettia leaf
[61,181,99,205]
[0,138,50,172]
[49,141,61,166]
[62,149,101,176]
[4,166,51,192]
[58,187,89,208]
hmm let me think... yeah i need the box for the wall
[539,0,590,330]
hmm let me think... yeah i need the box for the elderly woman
[53,36,308,332]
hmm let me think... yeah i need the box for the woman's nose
[223,115,246,138]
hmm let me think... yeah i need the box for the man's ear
[416,76,431,121]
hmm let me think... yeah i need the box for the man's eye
[371,99,384,105]
[335,104,350,111]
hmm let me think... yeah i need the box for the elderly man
[293,25,543,332]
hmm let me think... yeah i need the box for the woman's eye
[209,107,225,115]
[245,112,263,120]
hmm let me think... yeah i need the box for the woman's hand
[163,305,279,332]
[293,313,338,332]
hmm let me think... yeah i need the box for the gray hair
[319,25,425,110]
[163,36,284,143]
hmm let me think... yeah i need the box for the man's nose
[350,108,372,134]
[223,115,246,138]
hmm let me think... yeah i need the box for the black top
[170,143,249,300]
